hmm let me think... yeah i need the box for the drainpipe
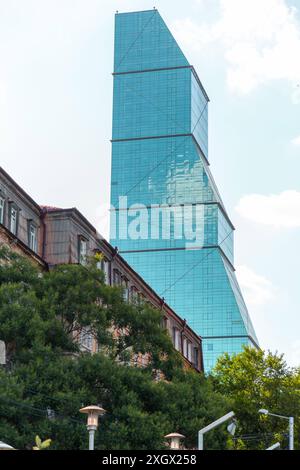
[40,209,47,261]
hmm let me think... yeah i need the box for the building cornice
[42,207,98,235]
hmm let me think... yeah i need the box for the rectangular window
[0,196,5,224]
[9,204,18,235]
[172,327,180,351]
[78,237,87,265]
[193,348,199,368]
[183,337,188,358]
[122,277,129,301]
[130,286,138,301]
[96,256,110,284]
[28,222,37,252]
[79,327,93,352]
[113,269,121,286]
[162,316,169,330]
[102,259,110,284]
[188,342,193,362]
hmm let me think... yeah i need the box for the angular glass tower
[110,9,258,370]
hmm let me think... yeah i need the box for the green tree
[212,347,300,449]
[0,247,230,450]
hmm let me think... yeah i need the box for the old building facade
[0,167,46,268]
[0,167,204,372]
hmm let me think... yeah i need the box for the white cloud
[235,190,300,228]
[173,0,300,95]
[291,135,300,146]
[236,265,275,306]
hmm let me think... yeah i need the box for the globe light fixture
[258,409,269,415]
[227,419,237,436]
[164,433,185,449]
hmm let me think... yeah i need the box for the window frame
[188,342,193,362]
[27,220,38,252]
[78,236,88,265]
[97,255,110,284]
[183,336,188,358]
[172,327,180,351]
[79,327,93,352]
[130,285,138,302]
[113,268,121,286]
[121,276,130,301]
[193,348,199,368]
[0,193,5,225]
[8,202,19,236]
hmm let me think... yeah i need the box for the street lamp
[258,409,294,450]
[198,411,235,450]
[266,442,280,450]
[227,419,237,436]
[79,405,106,450]
[164,433,185,449]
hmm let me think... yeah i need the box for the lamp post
[198,411,235,450]
[259,409,294,450]
[164,433,185,450]
[266,442,280,450]
[79,405,106,450]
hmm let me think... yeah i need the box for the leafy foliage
[0,247,230,450]
[33,435,52,450]
[212,347,300,449]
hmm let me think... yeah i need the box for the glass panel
[28,223,37,252]
[114,10,188,73]
[10,206,17,235]
[79,327,93,351]
[110,10,258,371]
[79,239,87,265]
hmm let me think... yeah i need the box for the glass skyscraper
[110,9,258,370]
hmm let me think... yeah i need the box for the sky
[1,0,300,367]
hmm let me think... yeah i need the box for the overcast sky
[1,0,300,367]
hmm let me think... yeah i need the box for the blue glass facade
[110,10,258,370]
